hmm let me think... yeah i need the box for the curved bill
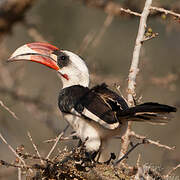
[8,42,60,71]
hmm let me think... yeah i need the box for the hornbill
[8,42,177,162]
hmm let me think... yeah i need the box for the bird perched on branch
[8,42,177,162]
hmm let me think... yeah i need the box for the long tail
[118,102,177,124]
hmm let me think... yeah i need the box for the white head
[57,50,89,88]
[8,42,90,89]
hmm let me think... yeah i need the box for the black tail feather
[118,102,177,124]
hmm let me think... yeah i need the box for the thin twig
[0,100,19,120]
[44,133,78,143]
[130,131,175,150]
[0,160,40,170]
[164,163,180,178]
[46,125,69,159]
[27,131,44,165]
[0,133,30,171]
[119,0,153,162]
[150,6,180,19]
[142,32,158,43]
[127,0,152,105]
[120,8,141,17]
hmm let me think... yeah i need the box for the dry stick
[46,125,69,159]
[44,133,78,143]
[118,0,153,162]
[0,100,19,120]
[120,8,141,17]
[150,6,180,19]
[27,131,44,165]
[0,133,33,173]
[130,131,175,150]
[165,164,180,178]
[142,32,158,42]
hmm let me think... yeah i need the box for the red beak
[8,42,60,71]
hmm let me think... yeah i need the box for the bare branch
[150,6,180,19]
[120,8,141,17]
[119,0,152,162]
[27,131,44,165]
[0,133,27,168]
[0,160,30,169]
[127,0,152,105]
[0,100,19,120]
[46,125,69,159]
[130,131,175,151]
[164,163,180,178]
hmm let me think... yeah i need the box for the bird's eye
[60,55,67,60]
[57,53,69,68]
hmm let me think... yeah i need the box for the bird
[8,42,177,163]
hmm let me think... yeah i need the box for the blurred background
[0,0,180,179]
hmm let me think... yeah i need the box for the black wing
[58,83,129,125]
[58,83,176,126]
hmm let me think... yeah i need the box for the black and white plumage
[8,42,177,162]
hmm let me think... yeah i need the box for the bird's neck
[60,72,90,89]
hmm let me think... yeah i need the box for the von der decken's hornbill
[8,42,177,162]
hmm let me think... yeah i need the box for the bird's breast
[63,113,101,152]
